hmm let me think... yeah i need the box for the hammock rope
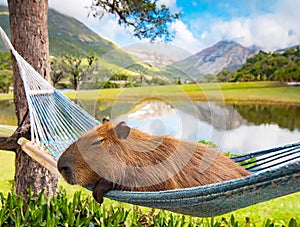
[1,26,299,217]
[0,27,99,159]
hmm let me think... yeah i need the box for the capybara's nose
[57,159,72,176]
[58,165,71,174]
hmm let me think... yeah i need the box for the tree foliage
[50,57,67,88]
[60,52,98,90]
[89,0,179,42]
[0,52,13,93]
[217,46,300,82]
[0,52,11,70]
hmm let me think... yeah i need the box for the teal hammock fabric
[1,26,299,217]
[107,161,300,217]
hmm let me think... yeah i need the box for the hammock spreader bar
[1,26,299,217]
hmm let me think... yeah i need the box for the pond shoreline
[1,81,300,105]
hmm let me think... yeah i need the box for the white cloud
[158,0,177,8]
[88,14,141,47]
[4,0,299,52]
[49,0,92,22]
[198,1,300,51]
[170,20,201,53]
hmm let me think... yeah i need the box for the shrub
[0,188,298,226]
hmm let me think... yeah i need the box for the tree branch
[0,109,30,152]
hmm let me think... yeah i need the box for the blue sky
[1,0,299,54]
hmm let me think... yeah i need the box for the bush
[0,188,298,226]
[0,70,13,93]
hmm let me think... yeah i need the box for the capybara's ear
[102,116,110,124]
[114,121,130,139]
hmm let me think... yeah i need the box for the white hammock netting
[0,27,99,159]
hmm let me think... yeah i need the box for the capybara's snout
[57,155,73,183]
[58,141,101,187]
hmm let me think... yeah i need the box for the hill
[217,46,300,82]
[0,6,10,52]
[0,6,140,69]
[162,40,259,79]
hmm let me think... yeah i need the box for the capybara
[58,121,250,204]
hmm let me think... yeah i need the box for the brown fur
[58,122,250,203]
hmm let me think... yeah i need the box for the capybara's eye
[91,139,105,146]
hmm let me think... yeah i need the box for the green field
[63,81,300,104]
[1,81,300,104]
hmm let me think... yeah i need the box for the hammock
[1,27,299,217]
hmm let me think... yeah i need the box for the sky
[1,0,300,54]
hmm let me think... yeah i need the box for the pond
[1,99,299,154]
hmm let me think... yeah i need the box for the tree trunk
[8,0,58,197]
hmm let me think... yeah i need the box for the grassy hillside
[47,9,141,69]
[0,6,143,70]
[217,47,300,82]
[0,6,10,52]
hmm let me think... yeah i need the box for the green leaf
[288,218,297,227]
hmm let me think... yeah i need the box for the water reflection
[232,103,300,131]
[0,99,299,155]
[113,100,300,154]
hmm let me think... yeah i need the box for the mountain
[122,43,192,67]
[163,40,260,79]
[0,6,139,69]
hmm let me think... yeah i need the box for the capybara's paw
[92,178,114,204]
[92,188,104,204]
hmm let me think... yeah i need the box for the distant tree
[63,52,97,90]
[111,73,128,81]
[177,77,182,85]
[224,46,300,82]
[80,52,98,84]
[50,57,67,88]
[62,54,83,90]
[0,70,13,93]
[0,52,11,70]
[149,77,167,86]
[0,52,13,93]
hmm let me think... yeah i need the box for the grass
[0,150,299,226]
[1,82,300,104]
[62,81,300,104]
[0,125,16,137]
[0,93,12,101]
[0,150,15,194]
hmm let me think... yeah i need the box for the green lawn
[0,93,13,101]
[1,82,300,104]
[62,81,300,104]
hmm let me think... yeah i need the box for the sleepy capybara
[58,121,250,204]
